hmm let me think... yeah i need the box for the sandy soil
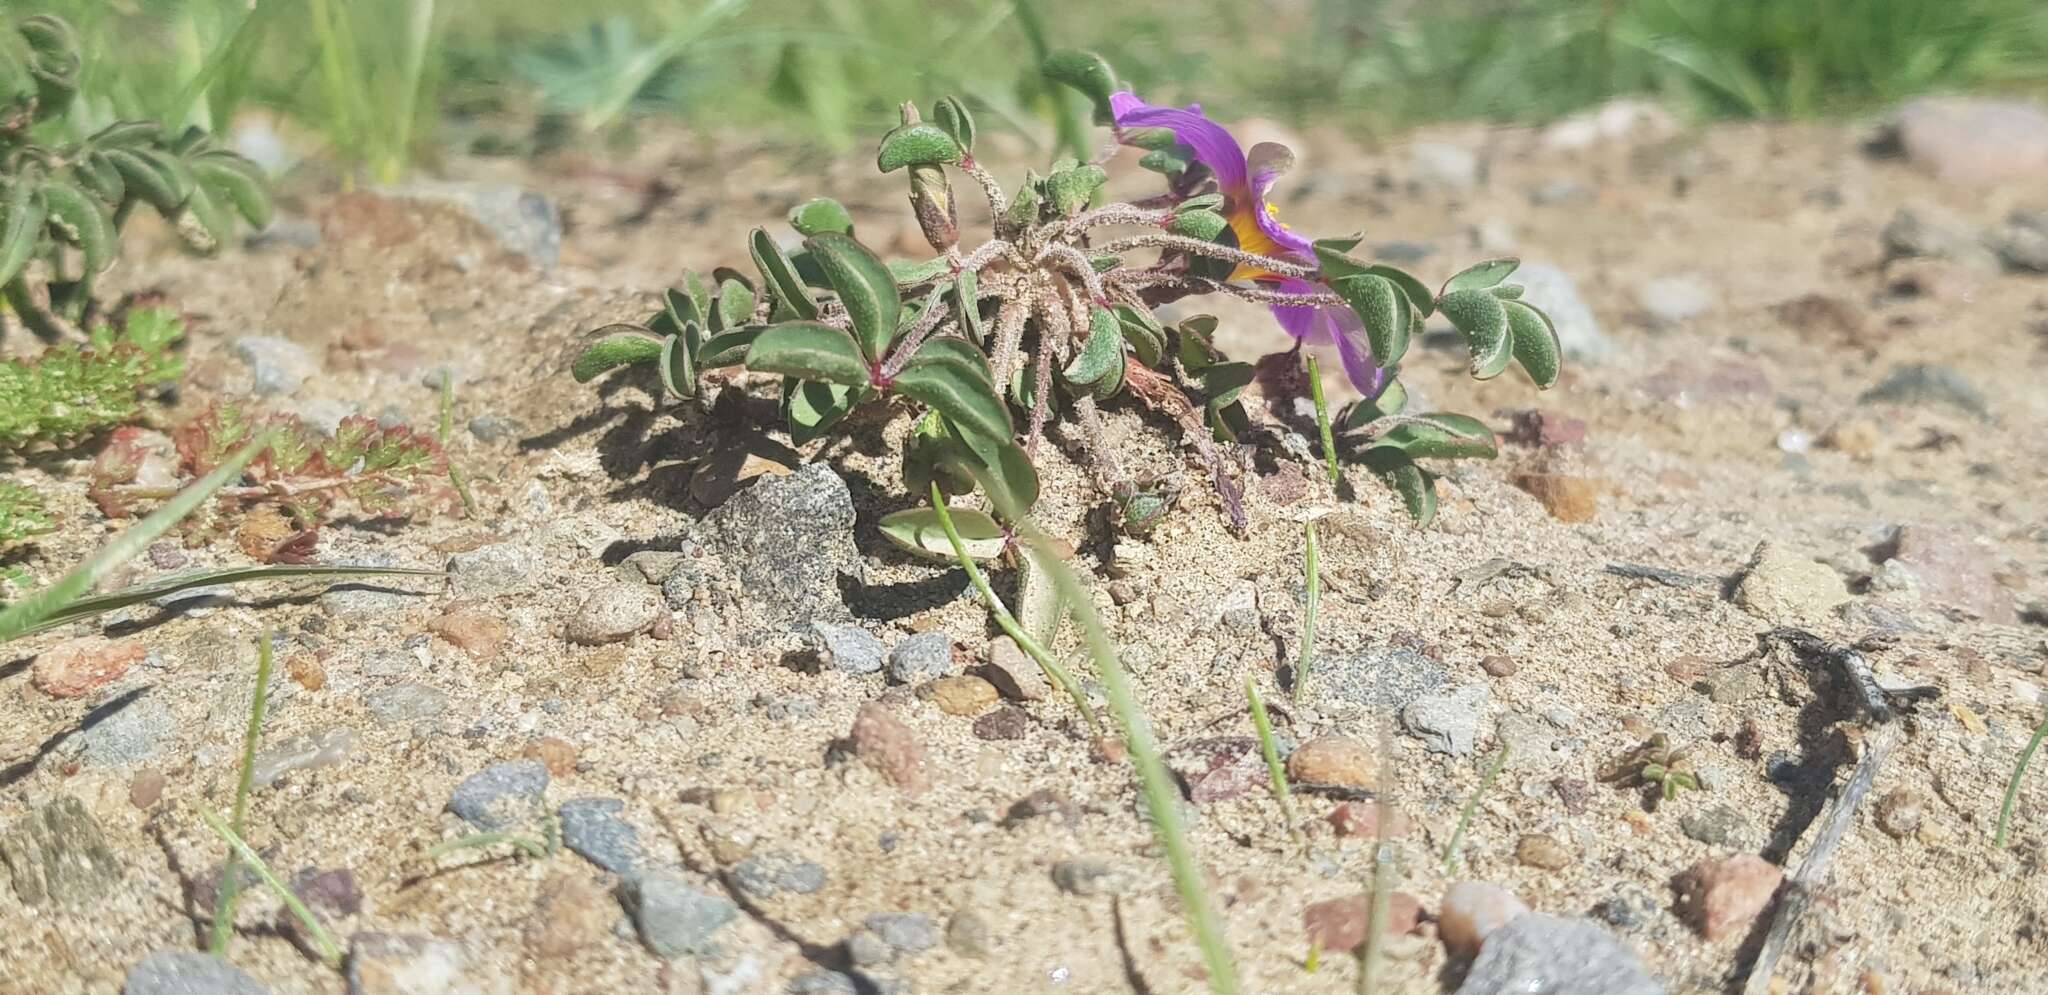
[2,108,2045,995]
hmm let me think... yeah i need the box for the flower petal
[1326,305,1390,397]
[1111,91,1248,194]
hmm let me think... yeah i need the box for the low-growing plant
[0,479,53,552]
[1601,732,1703,806]
[575,50,1561,533]
[88,403,455,540]
[0,13,272,339]
[0,308,183,450]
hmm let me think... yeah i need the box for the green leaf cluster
[0,307,183,449]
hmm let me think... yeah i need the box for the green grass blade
[1307,355,1338,485]
[1996,708,2048,848]
[1298,520,1320,697]
[211,630,275,957]
[1245,676,1301,847]
[0,431,276,644]
[1440,743,1511,873]
[1015,518,1240,995]
[11,564,445,639]
[199,809,343,967]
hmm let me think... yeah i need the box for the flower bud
[909,163,957,253]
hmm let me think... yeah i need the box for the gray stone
[1704,663,1761,705]
[727,855,828,899]
[449,760,550,831]
[619,872,737,959]
[560,798,646,878]
[1993,210,2048,273]
[1454,914,1664,995]
[1873,524,2016,623]
[1887,96,2048,189]
[846,932,893,967]
[1679,805,1750,848]
[887,632,956,684]
[1410,141,1479,189]
[1529,180,1595,205]
[1318,646,1450,713]
[467,414,525,443]
[1861,364,1989,420]
[1051,858,1127,897]
[1400,682,1491,756]
[1497,711,1573,771]
[1734,541,1848,623]
[251,728,355,788]
[619,550,686,585]
[231,336,318,396]
[391,181,562,269]
[566,583,661,645]
[864,913,940,956]
[811,623,885,676]
[364,683,447,724]
[1513,262,1612,362]
[945,909,996,957]
[1,796,122,907]
[1633,275,1716,328]
[123,951,270,995]
[79,697,174,767]
[698,463,863,628]
[1880,205,1999,269]
[447,543,544,598]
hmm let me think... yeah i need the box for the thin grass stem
[1996,708,2048,848]
[1441,743,1511,873]
[1306,354,1339,485]
[927,485,1102,737]
[199,809,343,968]
[210,630,275,957]
[1245,677,1302,847]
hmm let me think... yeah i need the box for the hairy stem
[1037,242,1110,305]
[1095,234,1320,280]
[988,290,1032,386]
[1112,270,1345,308]
[960,158,1009,228]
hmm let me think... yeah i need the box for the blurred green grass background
[29,0,2048,182]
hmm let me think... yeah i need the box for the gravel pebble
[1051,858,1127,897]
[619,872,736,958]
[887,632,956,684]
[1678,804,1749,848]
[1515,834,1574,870]
[1874,788,1926,839]
[1400,681,1491,756]
[1302,892,1422,953]
[971,706,1031,740]
[447,543,544,597]
[448,760,550,831]
[123,950,270,995]
[79,697,175,767]
[31,637,147,698]
[559,798,646,878]
[981,637,1048,701]
[1734,541,1848,622]
[232,336,318,396]
[850,703,929,795]
[364,683,447,724]
[812,623,886,675]
[1438,882,1530,958]
[865,913,940,956]
[1674,854,1784,940]
[566,584,661,645]
[1286,735,1376,789]
[925,675,999,716]
[1454,914,1663,995]
[251,728,355,788]
[727,855,828,899]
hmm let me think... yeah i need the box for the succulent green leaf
[1332,274,1412,367]
[878,506,1006,562]
[956,428,1040,519]
[697,327,762,368]
[659,330,697,400]
[1438,288,1512,379]
[1139,145,1195,178]
[1006,169,1043,228]
[1168,208,1228,242]
[713,279,755,332]
[745,321,872,386]
[1115,305,1166,367]
[1063,307,1125,388]
[1441,257,1521,295]
[894,356,1013,449]
[783,378,860,445]
[1369,454,1439,527]
[571,328,663,383]
[1490,283,1524,300]
[682,271,713,323]
[907,335,996,387]
[876,123,963,173]
[1312,242,1435,317]
[933,96,976,153]
[1176,193,1225,214]
[1045,163,1107,217]
[1505,300,1561,389]
[1368,413,1498,461]
[952,269,983,342]
[788,197,854,237]
[806,231,901,363]
[1200,362,1255,442]
[1339,375,1408,431]
[888,256,952,285]
[749,228,818,321]
[1041,49,1119,124]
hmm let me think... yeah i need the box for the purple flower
[1111,91,1388,397]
